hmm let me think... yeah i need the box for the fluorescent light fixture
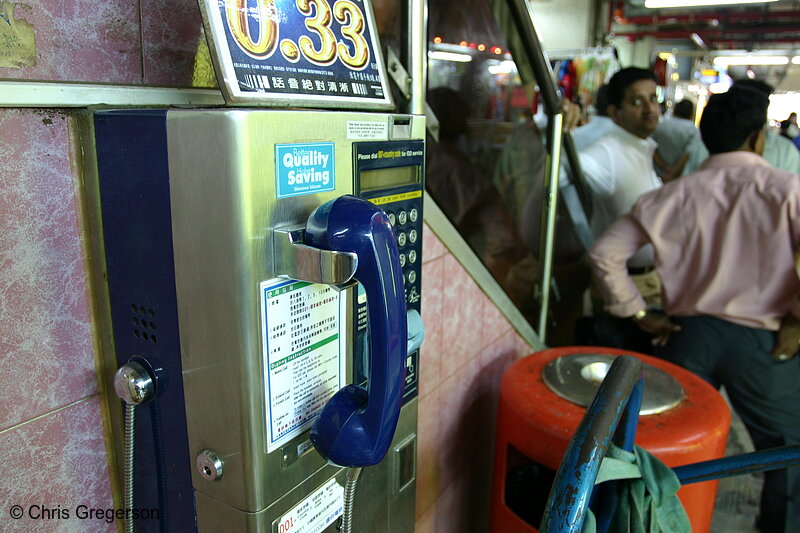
[713,55,789,66]
[690,33,707,49]
[488,60,516,75]
[709,80,733,93]
[793,56,800,64]
[428,51,472,63]
[646,0,777,8]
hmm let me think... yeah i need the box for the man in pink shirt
[589,86,800,532]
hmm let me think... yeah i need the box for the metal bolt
[197,450,224,481]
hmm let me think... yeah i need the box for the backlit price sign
[200,0,393,108]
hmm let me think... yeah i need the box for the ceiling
[611,1,800,91]
[613,0,800,50]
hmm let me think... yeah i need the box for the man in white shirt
[569,67,664,349]
[579,67,662,275]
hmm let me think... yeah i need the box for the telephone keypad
[380,200,422,311]
[354,137,424,405]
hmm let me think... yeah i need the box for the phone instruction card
[275,477,344,533]
[260,279,347,453]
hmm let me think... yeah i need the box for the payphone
[92,109,424,532]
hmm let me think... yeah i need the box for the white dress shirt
[579,123,662,266]
[572,115,616,151]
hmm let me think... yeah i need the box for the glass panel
[426,0,549,335]
[425,1,617,345]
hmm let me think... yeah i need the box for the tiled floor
[709,391,761,533]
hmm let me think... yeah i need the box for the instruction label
[347,120,388,140]
[261,279,347,453]
[275,478,344,533]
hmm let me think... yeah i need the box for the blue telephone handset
[306,195,408,467]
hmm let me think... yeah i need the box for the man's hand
[771,314,800,361]
[561,100,582,132]
[632,310,681,347]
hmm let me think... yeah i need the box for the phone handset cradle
[274,195,408,532]
[273,226,358,286]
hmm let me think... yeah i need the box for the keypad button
[408,250,417,264]
[399,254,407,267]
[409,208,418,223]
[398,211,408,225]
[407,270,417,284]
[388,213,396,226]
[397,232,407,247]
[408,229,418,243]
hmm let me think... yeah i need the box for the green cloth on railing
[582,444,691,533]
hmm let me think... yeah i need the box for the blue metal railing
[673,444,800,485]
[538,355,800,533]
[539,355,644,533]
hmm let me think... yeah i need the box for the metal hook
[273,226,358,286]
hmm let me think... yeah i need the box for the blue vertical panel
[94,110,196,533]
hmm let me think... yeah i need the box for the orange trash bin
[490,346,731,533]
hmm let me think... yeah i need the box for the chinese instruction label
[261,279,347,452]
[346,120,388,140]
[275,478,344,533]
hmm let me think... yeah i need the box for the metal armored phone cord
[340,467,363,533]
[114,361,156,533]
[122,403,137,533]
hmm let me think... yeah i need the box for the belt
[628,265,655,275]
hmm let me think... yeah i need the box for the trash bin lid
[542,353,684,415]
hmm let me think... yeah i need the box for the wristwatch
[632,309,648,321]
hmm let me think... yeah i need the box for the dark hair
[699,87,769,154]
[595,85,610,117]
[672,99,694,120]
[732,78,774,96]
[606,67,657,108]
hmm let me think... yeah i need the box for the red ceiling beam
[710,38,800,45]
[622,10,800,26]
[623,11,800,26]
[617,26,800,38]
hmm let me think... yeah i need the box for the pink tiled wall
[0,0,204,87]
[140,0,206,87]
[0,3,535,531]
[0,109,114,532]
[0,0,207,525]
[416,226,533,533]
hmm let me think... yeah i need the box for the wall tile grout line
[0,394,100,436]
